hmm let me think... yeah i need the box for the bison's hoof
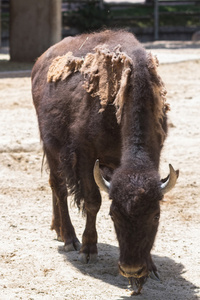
[79,253,98,264]
[57,235,63,242]
[64,240,81,252]
[149,270,160,281]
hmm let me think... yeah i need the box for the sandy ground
[0,44,200,300]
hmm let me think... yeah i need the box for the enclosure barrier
[1,0,200,46]
[62,0,200,41]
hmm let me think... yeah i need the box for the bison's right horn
[161,164,179,195]
[93,160,110,194]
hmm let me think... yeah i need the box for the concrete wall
[10,0,61,62]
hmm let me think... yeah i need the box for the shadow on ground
[58,242,199,299]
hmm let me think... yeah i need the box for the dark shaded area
[59,242,199,299]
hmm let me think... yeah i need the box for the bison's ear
[93,160,110,194]
[161,164,179,195]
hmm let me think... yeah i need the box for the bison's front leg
[79,179,101,263]
[148,255,160,281]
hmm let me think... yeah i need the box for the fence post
[154,0,159,40]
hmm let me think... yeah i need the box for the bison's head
[94,160,178,290]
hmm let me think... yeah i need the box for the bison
[31,30,179,294]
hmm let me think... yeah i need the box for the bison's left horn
[93,160,110,194]
[161,164,179,195]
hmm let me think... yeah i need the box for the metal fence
[154,0,200,39]
[1,0,200,46]
[62,0,200,40]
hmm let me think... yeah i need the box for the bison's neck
[120,80,162,171]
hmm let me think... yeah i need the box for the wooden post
[10,0,61,62]
[154,0,159,40]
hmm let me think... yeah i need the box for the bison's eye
[153,213,160,221]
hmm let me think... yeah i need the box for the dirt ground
[0,44,200,300]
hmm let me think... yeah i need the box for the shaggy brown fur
[47,45,168,126]
[81,44,132,123]
[47,52,84,82]
[47,44,133,123]
[146,52,169,146]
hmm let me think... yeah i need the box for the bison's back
[32,30,133,163]
[33,30,140,72]
[31,30,141,95]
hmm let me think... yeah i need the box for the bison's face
[93,160,179,284]
[109,193,160,280]
[109,177,162,280]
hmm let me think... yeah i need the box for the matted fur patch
[81,45,133,123]
[47,52,84,82]
[47,45,133,123]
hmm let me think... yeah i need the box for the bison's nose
[118,263,147,278]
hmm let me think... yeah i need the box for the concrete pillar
[10,0,61,62]
[0,0,1,48]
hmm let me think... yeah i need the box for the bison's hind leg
[49,172,81,251]
[50,190,62,241]
[46,147,81,252]
[78,158,102,264]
